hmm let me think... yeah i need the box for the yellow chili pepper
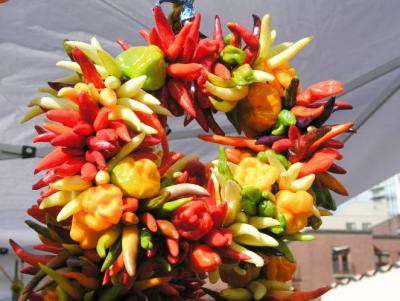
[265,255,297,282]
[275,190,314,234]
[122,225,139,276]
[234,157,280,192]
[111,157,160,198]
[70,184,123,249]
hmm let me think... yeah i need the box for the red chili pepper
[140,136,161,147]
[166,22,193,61]
[274,286,331,301]
[78,92,99,124]
[87,137,116,152]
[299,150,338,178]
[202,228,229,248]
[167,63,203,80]
[93,107,111,132]
[227,22,259,49]
[149,27,167,53]
[308,123,353,154]
[122,198,139,212]
[190,245,221,272]
[54,158,85,177]
[167,255,179,265]
[217,247,251,262]
[141,213,158,233]
[194,103,210,133]
[109,120,131,142]
[329,163,347,174]
[116,39,131,51]
[102,269,111,286]
[153,6,175,49]
[20,265,40,275]
[187,13,201,45]
[33,131,57,143]
[41,188,58,198]
[9,240,53,266]
[138,29,150,44]
[210,202,228,228]
[131,150,158,161]
[157,220,179,239]
[109,254,124,276]
[213,15,225,51]
[272,138,292,153]
[46,109,81,127]
[34,125,46,134]
[33,244,63,254]
[160,283,180,297]
[73,121,95,136]
[213,62,231,80]
[80,162,97,182]
[27,205,46,224]
[181,37,196,63]
[43,122,73,135]
[96,128,118,142]
[334,100,353,110]
[291,105,324,119]
[203,109,225,135]
[167,79,196,117]
[85,150,106,170]
[166,238,179,257]
[288,125,301,142]
[71,48,105,89]
[297,80,344,106]
[135,112,169,155]
[193,39,219,63]
[159,152,184,175]
[176,170,189,184]
[198,134,268,152]
[35,147,84,174]
[51,132,86,148]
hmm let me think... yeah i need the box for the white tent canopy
[1,0,400,246]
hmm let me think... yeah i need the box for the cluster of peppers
[14,3,355,301]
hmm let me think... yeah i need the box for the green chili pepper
[140,191,170,210]
[156,256,172,272]
[98,286,124,301]
[56,285,71,301]
[116,45,166,91]
[25,220,51,240]
[258,200,275,218]
[278,109,297,126]
[218,146,234,180]
[84,291,95,301]
[221,45,246,66]
[224,33,233,46]
[257,151,268,163]
[269,213,287,235]
[232,64,255,86]
[284,233,315,241]
[140,228,153,250]
[39,264,83,299]
[276,239,295,262]
[241,186,262,216]
[312,184,337,210]
[226,107,242,134]
[271,150,291,169]
[101,239,122,272]
[308,215,322,230]
[271,121,286,136]
[155,197,192,218]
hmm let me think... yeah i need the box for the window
[362,223,371,230]
[332,246,350,274]
[375,249,390,268]
[346,222,356,231]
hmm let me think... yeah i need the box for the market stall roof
[0,0,399,246]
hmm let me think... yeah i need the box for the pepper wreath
[15,2,353,301]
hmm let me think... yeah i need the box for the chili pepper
[73,121,94,136]
[272,286,331,301]
[133,276,172,290]
[298,150,337,178]
[213,15,225,51]
[287,125,301,142]
[35,147,83,174]
[311,97,335,127]
[43,122,73,135]
[156,197,192,217]
[139,29,150,44]
[122,197,138,212]
[33,131,56,143]
[225,147,253,164]
[167,79,196,117]
[32,172,59,190]
[78,92,99,124]
[40,188,58,198]
[227,22,259,50]
[181,36,196,63]
[148,26,166,53]
[101,239,121,272]
[153,5,175,49]
[85,150,106,170]
[122,225,139,276]
[291,105,324,119]
[93,107,110,132]
[166,22,193,61]
[191,245,221,272]
[108,120,130,142]
[121,211,139,225]
[199,134,268,152]
[51,132,86,148]
[27,205,46,224]
[193,38,219,62]
[166,237,179,257]
[20,265,40,275]
[131,151,158,161]
[317,172,348,196]
[46,109,81,127]
[308,123,353,154]
[203,228,231,248]
[272,138,292,153]
[160,283,180,297]
[217,146,233,180]
[221,45,246,66]
[53,158,84,177]
[96,225,121,258]
[33,242,63,254]
[98,286,124,301]
[71,48,104,89]
[329,163,347,174]
[321,139,344,149]
[218,247,251,262]
[96,128,117,142]
[140,212,158,233]
[87,137,116,152]
[157,219,179,239]
[256,135,285,146]
[297,80,344,106]
[176,170,189,184]
[116,38,131,51]
[213,62,231,80]
[159,152,184,175]
[25,220,51,240]
[167,63,203,80]
[62,272,99,290]
[109,254,124,276]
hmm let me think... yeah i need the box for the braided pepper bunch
[15,3,353,301]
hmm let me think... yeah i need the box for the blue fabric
[156,0,195,21]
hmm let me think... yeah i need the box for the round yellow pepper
[70,184,123,249]
[265,255,297,282]
[111,157,160,199]
[276,190,314,234]
[238,83,282,137]
[234,157,280,192]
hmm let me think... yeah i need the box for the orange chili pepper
[109,253,125,276]
[157,220,179,240]
[122,212,139,225]
[317,172,349,196]
[291,105,324,119]
[198,135,268,152]
[308,123,353,154]
[225,147,254,164]
[141,213,158,233]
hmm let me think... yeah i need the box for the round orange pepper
[266,256,297,282]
